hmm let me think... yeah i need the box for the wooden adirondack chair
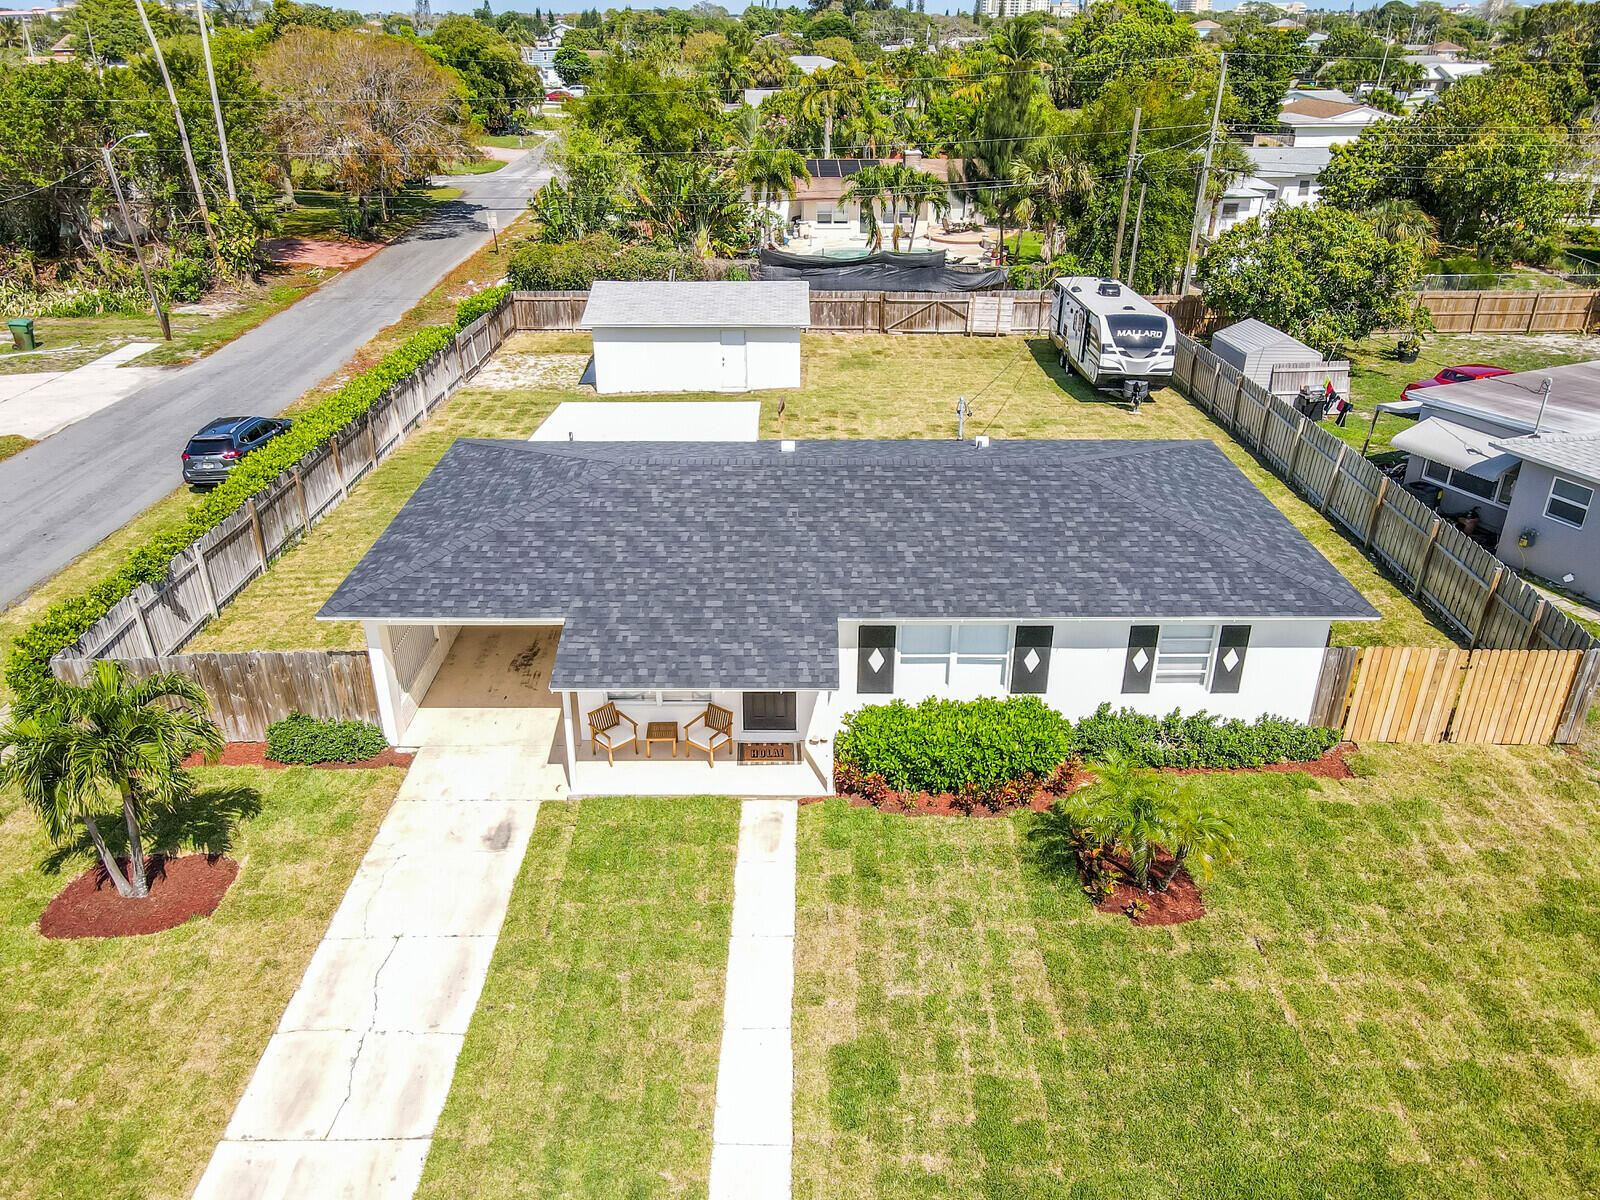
[685,702,733,766]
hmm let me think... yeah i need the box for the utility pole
[131,0,220,261]
[84,24,104,82]
[101,134,171,342]
[1375,22,1393,91]
[1181,51,1226,296]
[1112,105,1141,282]
[195,0,237,203]
[1127,182,1147,291]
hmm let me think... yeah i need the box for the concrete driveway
[195,627,564,1200]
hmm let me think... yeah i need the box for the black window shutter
[858,625,895,694]
[1211,625,1250,694]
[1010,625,1053,694]
[1122,625,1158,694]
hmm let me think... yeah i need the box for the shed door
[719,329,747,391]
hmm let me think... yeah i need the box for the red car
[1402,363,1510,403]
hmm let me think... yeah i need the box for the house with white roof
[1389,362,1600,598]
[1400,50,1491,99]
[1277,96,1388,147]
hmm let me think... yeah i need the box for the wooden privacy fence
[51,651,381,742]
[1174,333,1595,655]
[51,298,517,668]
[1420,289,1600,334]
[1311,645,1598,745]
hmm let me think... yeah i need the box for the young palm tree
[842,162,893,249]
[738,142,811,248]
[1160,793,1239,893]
[896,165,950,251]
[0,662,225,898]
[1369,197,1440,258]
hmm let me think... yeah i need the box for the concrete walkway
[195,637,564,1200]
[0,342,165,440]
[707,799,798,1200]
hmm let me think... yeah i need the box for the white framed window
[1154,624,1217,687]
[815,204,833,225]
[894,622,1011,694]
[661,690,714,703]
[1546,476,1593,528]
[605,689,714,704]
[1422,458,1450,486]
[1496,466,1519,506]
[606,690,653,701]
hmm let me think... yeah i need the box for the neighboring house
[1267,17,1305,30]
[982,0,1053,15]
[1213,145,1331,235]
[1390,362,1600,597]
[771,154,973,253]
[1192,18,1222,36]
[321,439,1378,793]
[579,281,810,395]
[1400,52,1491,99]
[1277,97,1388,147]
[788,54,837,75]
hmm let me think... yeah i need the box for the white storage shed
[1209,318,1339,397]
[579,280,810,395]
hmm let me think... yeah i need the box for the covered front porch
[366,622,832,797]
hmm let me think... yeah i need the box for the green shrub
[834,696,1074,795]
[455,283,510,328]
[5,324,458,707]
[266,712,388,764]
[1070,703,1339,769]
[506,232,707,291]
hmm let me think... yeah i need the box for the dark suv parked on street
[182,416,292,487]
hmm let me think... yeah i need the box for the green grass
[0,433,34,463]
[417,796,738,1200]
[0,764,403,1200]
[275,185,463,242]
[1339,331,1600,456]
[191,330,1457,651]
[794,737,1600,1199]
[0,282,313,376]
[446,157,507,175]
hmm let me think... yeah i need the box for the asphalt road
[0,150,550,609]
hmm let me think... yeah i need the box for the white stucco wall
[834,617,1333,725]
[590,326,802,394]
[364,621,459,746]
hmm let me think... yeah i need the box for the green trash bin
[7,318,35,351]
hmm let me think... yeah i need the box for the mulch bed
[1166,741,1355,781]
[181,742,413,770]
[39,855,239,939]
[1091,850,1205,926]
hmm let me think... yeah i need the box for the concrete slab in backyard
[530,399,762,442]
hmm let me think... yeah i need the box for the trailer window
[1106,315,1168,354]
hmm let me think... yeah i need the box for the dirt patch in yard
[263,236,382,268]
[1095,858,1205,926]
[468,351,590,391]
[39,855,239,938]
[182,742,414,769]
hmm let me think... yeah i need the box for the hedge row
[455,284,510,329]
[266,712,388,764]
[4,324,458,706]
[834,698,1339,794]
[506,233,706,291]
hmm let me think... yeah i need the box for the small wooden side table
[645,720,679,759]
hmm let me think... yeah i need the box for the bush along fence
[1174,332,1595,657]
[19,293,520,704]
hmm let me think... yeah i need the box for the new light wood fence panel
[1344,647,1467,743]
[51,651,381,742]
[1421,289,1600,334]
[1451,649,1581,745]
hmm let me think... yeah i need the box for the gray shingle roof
[579,281,811,330]
[1493,431,1600,485]
[318,439,1378,689]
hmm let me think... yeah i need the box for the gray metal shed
[1209,319,1325,390]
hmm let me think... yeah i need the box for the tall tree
[799,59,867,158]
[738,140,811,247]
[428,14,537,133]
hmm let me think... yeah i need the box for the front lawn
[0,764,404,1200]
[417,796,738,1200]
[275,185,463,242]
[794,738,1600,1199]
[192,331,1455,650]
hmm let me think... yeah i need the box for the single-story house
[579,281,809,395]
[1278,97,1388,147]
[319,439,1377,795]
[1391,361,1600,597]
[1400,52,1491,97]
[770,153,973,253]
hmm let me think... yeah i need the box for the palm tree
[708,42,755,105]
[800,60,866,159]
[739,141,811,247]
[1161,793,1239,893]
[842,162,893,249]
[0,662,225,898]
[1369,197,1440,258]
[1022,138,1094,262]
[896,164,950,251]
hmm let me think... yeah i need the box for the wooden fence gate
[1317,645,1596,745]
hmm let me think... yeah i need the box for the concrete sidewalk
[195,688,562,1199]
[707,799,797,1200]
[0,343,165,440]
